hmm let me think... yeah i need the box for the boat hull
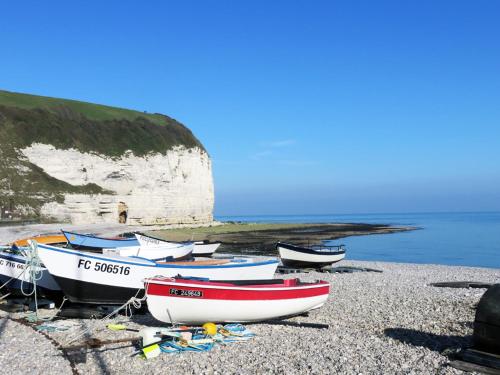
[193,242,221,257]
[277,243,346,268]
[145,278,330,324]
[51,275,143,304]
[136,234,220,257]
[102,243,194,260]
[0,251,61,294]
[62,230,139,250]
[36,244,279,304]
[12,235,67,247]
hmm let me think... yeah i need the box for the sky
[1,1,499,216]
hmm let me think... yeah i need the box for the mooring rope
[64,281,150,346]
[31,296,69,326]
[0,244,37,296]
[22,241,44,296]
[0,266,28,292]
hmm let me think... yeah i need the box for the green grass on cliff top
[0,89,168,125]
[0,89,204,156]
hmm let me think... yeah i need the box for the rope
[0,266,28,291]
[0,292,11,301]
[21,241,44,297]
[0,245,33,292]
[28,296,69,324]
[154,323,255,356]
[64,283,149,346]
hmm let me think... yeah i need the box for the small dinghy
[36,243,279,304]
[193,241,221,257]
[145,277,330,324]
[62,230,139,250]
[277,242,346,268]
[136,233,221,257]
[0,249,61,295]
[102,242,194,261]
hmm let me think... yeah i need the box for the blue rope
[155,325,255,355]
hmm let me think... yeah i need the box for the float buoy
[202,322,217,336]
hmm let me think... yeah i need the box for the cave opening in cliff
[118,201,128,224]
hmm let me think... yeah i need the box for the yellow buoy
[202,322,217,336]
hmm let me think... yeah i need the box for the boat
[277,242,346,268]
[136,233,221,257]
[62,230,139,250]
[12,234,67,248]
[193,241,221,257]
[0,249,61,295]
[145,276,330,324]
[36,243,279,305]
[102,242,194,261]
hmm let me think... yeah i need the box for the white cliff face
[20,143,214,225]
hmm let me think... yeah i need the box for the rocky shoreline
[0,221,414,254]
[148,222,416,255]
[1,260,498,374]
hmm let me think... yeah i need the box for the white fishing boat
[193,241,221,257]
[145,276,330,324]
[277,242,346,268]
[36,243,279,304]
[101,242,194,260]
[0,249,61,294]
[135,233,221,257]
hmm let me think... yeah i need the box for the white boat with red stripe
[145,277,330,324]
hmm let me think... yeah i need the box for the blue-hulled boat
[62,230,139,251]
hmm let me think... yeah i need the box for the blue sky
[1,1,499,215]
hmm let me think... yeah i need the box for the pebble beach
[1,259,498,374]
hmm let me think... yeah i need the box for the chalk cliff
[0,90,214,225]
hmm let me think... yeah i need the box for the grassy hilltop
[0,90,203,156]
[0,90,205,219]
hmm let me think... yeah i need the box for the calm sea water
[216,212,500,269]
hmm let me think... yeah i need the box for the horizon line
[215,210,500,218]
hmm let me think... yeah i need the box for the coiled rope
[22,241,44,297]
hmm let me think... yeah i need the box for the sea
[215,212,500,269]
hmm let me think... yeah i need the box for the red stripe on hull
[146,283,330,300]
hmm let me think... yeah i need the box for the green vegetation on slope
[0,89,206,219]
[0,90,204,157]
